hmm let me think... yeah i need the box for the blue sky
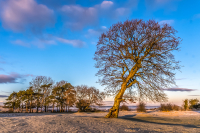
[0,0,200,106]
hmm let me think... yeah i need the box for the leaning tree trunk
[105,83,127,118]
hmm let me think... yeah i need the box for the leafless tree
[94,19,181,118]
[29,76,54,112]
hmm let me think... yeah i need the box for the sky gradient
[0,0,200,106]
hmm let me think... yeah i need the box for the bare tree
[29,76,54,112]
[94,19,181,118]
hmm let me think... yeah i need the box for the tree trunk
[21,103,23,113]
[105,83,127,118]
[30,95,32,113]
[52,102,54,113]
[26,102,28,112]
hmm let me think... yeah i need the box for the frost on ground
[0,111,200,133]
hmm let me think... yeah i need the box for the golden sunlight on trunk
[105,83,127,118]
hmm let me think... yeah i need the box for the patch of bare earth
[0,111,200,133]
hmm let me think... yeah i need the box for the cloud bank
[60,1,132,30]
[0,95,8,98]
[162,88,196,92]
[0,72,33,84]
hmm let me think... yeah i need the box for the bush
[183,99,189,111]
[189,99,199,109]
[136,102,146,112]
[159,103,180,111]
[119,104,129,111]
[76,100,91,112]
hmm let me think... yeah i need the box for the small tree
[4,92,17,112]
[189,99,199,109]
[183,99,189,111]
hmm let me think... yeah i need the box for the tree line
[4,76,105,113]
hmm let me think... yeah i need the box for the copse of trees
[3,76,105,113]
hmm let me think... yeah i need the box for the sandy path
[0,111,200,133]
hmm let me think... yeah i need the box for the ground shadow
[0,112,76,117]
[118,115,200,129]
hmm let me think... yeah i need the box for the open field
[0,111,200,133]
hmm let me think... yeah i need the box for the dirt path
[0,111,199,133]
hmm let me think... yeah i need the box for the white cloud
[85,26,108,38]
[61,5,97,30]
[11,40,30,47]
[56,37,86,47]
[159,20,174,25]
[60,1,133,30]
[115,8,128,16]
[11,35,86,48]
[0,0,55,32]
[101,1,113,8]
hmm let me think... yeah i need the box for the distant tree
[63,83,76,112]
[40,83,53,112]
[48,93,57,112]
[29,76,54,112]
[75,85,105,112]
[189,99,199,109]
[4,91,17,112]
[53,81,75,112]
[183,99,189,111]
[4,92,17,112]
[94,19,181,118]
[17,90,24,112]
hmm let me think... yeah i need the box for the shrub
[76,100,91,112]
[136,102,146,112]
[192,104,200,109]
[183,99,189,111]
[189,99,199,109]
[159,103,180,111]
[119,104,129,111]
